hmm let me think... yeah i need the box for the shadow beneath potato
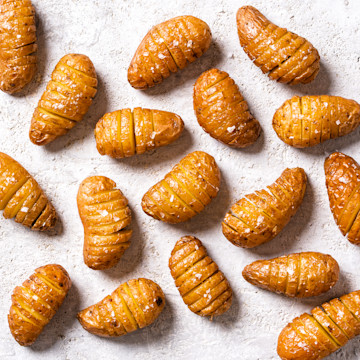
[142,40,224,96]
[30,282,80,352]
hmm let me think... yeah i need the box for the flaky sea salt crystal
[227,125,235,133]
[173,40,179,46]
[170,195,174,202]
[21,207,29,213]
[150,132,156,139]
[158,53,165,59]
[195,273,202,279]
[336,120,341,125]
[99,209,108,216]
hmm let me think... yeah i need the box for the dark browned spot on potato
[156,297,163,306]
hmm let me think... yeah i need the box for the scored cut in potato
[243,252,339,298]
[193,68,261,148]
[169,236,232,318]
[236,6,320,85]
[273,95,360,147]
[77,278,165,337]
[277,290,360,360]
[95,108,184,158]
[222,168,306,248]
[128,15,212,89]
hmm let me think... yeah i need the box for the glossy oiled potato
[8,264,71,346]
[141,151,220,223]
[0,0,37,94]
[236,6,320,85]
[193,68,261,147]
[169,236,232,318]
[30,54,97,145]
[128,15,211,89]
[273,95,360,147]
[222,168,306,248]
[277,290,360,360]
[77,176,132,270]
[243,252,339,298]
[0,152,57,231]
[77,278,165,337]
[325,152,360,245]
[95,108,184,158]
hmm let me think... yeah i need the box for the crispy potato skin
[0,152,57,231]
[222,168,306,248]
[169,236,232,317]
[236,6,320,85]
[8,264,71,346]
[243,252,339,298]
[193,68,261,148]
[0,0,37,94]
[128,15,211,89]
[77,278,165,337]
[29,54,97,146]
[95,108,184,158]
[324,152,360,245]
[277,290,360,360]
[141,151,220,223]
[77,176,132,270]
[273,95,360,148]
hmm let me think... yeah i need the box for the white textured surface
[1,0,360,359]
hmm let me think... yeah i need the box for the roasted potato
[0,152,57,231]
[236,6,320,85]
[77,278,165,337]
[273,95,360,148]
[8,264,71,346]
[95,108,184,158]
[29,54,97,146]
[77,176,132,270]
[222,168,306,248]
[193,68,261,148]
[128,15,211,89]
[0,0,37,94]
[169,236,232,318]
[243,252,339,298]
[141,151,220,223]
[277,290,360,360]
[324,152,360,245]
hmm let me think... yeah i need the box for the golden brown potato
[0,0,37,94]
[95,108,184,158]
[77,176,132,270]
[141,151,220,223]
[193,68,261,148]
[243,252,339,298]
[277,290,360,360]
[324,152,360,245]
[77,278,165,337]
[236,6,320,85]
[222,168,306,248]
[169,236,232,318]
[273,95,360,148]
[128,15,211,89]
[0,152,57,231]
[29,54,97,146]
[8,264,71,346]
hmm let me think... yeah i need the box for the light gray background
[1,0,360,359]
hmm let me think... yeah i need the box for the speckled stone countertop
[1,0,360,359]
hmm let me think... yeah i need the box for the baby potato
[77,176,132,270]
[29,54,97,146]
[243,252,339,298]
[193,68,261,148]
[8,264,71,346]
[77,278,165,337]
[128,15,211,89]
[0,0,37,94]
[222,168,306,248]
[95,108,184,158]
[169,236,232,318]
[141,151,220,223]
[325,152,360,245]
[236,6,320,85]
[273,95,360,148]
[0,152,57,231]
[277,290,360,360]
